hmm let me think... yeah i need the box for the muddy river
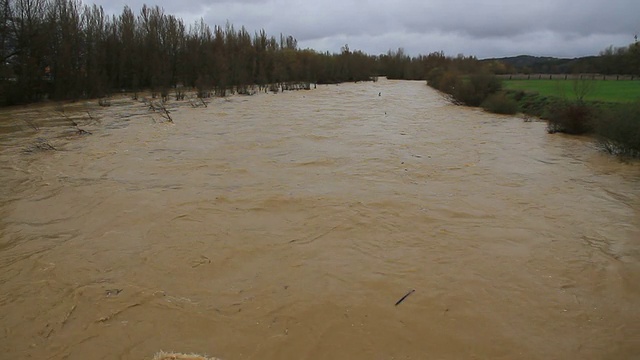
[1,79,639,359]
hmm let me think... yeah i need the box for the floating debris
[105,289,123,297]
[395,289,415,306]
[153,351,222,360]
[23,138,57,153]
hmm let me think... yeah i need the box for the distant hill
[487,55,559,68]
[482,55,599,74]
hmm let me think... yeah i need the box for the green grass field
[502,79,640,103]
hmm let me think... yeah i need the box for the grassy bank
[502,81,640,158]
[502,79,640,103]
[427,72,640,158]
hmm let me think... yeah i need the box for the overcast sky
[86,0,639,59]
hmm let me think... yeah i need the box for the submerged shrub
[452,81,480,106]
[470,73,502,95]
[426,67,446,89]
[481,92,519,115]
[546,101,595,134]
[452,73,502,106]
[594,101,640,157]
[437,71,462,95]
[511,90,526,101]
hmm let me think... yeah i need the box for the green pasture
[502,79,640,103]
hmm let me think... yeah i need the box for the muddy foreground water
[1,79,639,359]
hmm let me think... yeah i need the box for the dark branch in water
[24,119,39,131]
[158,100,173,122]
[145,98,173,122]
[58,109,79,127]
[57,108,92,135]
[24,138,57,153]
[86,111,101,125]
[395,289,415,306]
[189,96,208,108]
[36,140,57,151]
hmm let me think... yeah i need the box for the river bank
[426,71,640,158]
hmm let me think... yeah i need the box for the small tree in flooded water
[546,76,597,135]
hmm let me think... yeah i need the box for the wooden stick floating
[395,289,415,306]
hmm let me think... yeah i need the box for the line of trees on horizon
[379,40,640,80]
[1,0,638,106]
[483,41,640,76]
[0,0,379,105]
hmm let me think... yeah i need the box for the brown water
[1,79,639,360]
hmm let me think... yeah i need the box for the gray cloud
[86,0,640,58]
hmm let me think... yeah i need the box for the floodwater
[1,79,639,360]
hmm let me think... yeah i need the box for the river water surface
[1,79,639,359]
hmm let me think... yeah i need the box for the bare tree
[572,76,597,103]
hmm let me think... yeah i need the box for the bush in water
[481,92,519,115]
[595,101,640,158]
[546,101,595,135]
[452,73,502,107]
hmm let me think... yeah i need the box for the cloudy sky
[86,0,639,59]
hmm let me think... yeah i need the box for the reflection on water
[1,79,639,359]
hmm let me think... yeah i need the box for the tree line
[376,39,640,80]
[0,0,378,105]
[478,41,640,76]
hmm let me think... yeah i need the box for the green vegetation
[502,84,640,157]
[504,90,564,119]
[453,73,502,107]
[480,93,519,115]
[595,101,640,157]
[502,79,640,103]
[545,101,595,135]
[425,68,517,115]
[419,49,640,158]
